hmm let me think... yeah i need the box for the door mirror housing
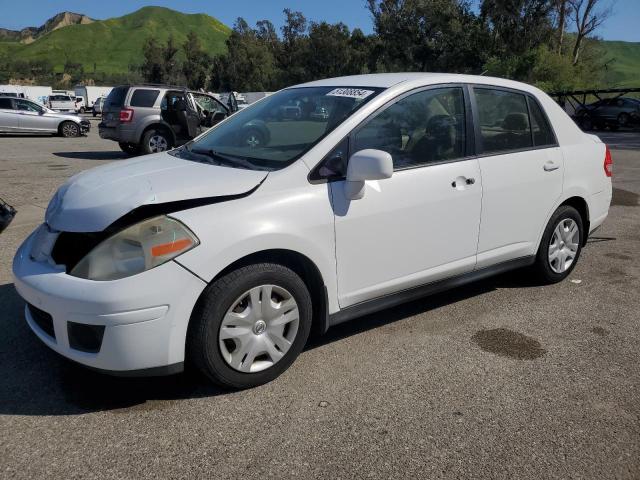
[344,149,393,200]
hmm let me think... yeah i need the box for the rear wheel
[188,263,312,389]
[141,129,172,154]
[118,142,140,155]
[618,112,630,127]
[579,114,593,131]
[59,121,80,138]
[532,205,584,284]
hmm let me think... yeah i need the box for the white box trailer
[74,86,113,108]
[0,85,25,97]
[22,86,52,105]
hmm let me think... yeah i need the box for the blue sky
[1,0,639,42]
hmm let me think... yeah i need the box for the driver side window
[15,100,41,113]
[353,87,466,170]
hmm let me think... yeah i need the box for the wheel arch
[559,196,590,245]
[141,122,176,146]
[57,119,80,136]
[201,249,329,337]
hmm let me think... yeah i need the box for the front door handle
[544,162,560,172]
[451,177,476,189]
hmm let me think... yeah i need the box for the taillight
[119,108,134,123]
[604,145,613,177]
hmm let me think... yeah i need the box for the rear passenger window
[105,87,128,108]
[353,87,466,170]
[474,88,532,154]
[130,89,160,108]
[527,98,556,147]
[0,98,13,109]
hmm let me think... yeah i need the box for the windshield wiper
[190,148,263,170]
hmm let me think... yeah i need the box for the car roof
[293,73,542,94]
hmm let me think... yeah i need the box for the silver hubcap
[219,285,299,373]
[548,218,579,273]
[149,135,168,152]
[62,124,78,136]
[246,135,260,148]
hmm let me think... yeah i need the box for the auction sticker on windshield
[326,88,375,100]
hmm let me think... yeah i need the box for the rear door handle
[544,162,560,172]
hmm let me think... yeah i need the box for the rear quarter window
[105,87,129,108]
[527,98,556,147]
[130,89,160,108]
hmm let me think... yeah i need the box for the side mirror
[344,149,393,200]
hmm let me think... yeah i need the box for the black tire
[580,114,593,131]
[188,263,312,389]
[240,128,266,149]
[532,205,584,284]
[80,107,86,114]
[118,142,140,155]
[141,128,172,155]
[59,121,80,138]
[618,112,629,127]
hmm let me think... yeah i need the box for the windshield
[171,86,383,171]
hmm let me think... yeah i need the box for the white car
[13,73,612,388]
[47,94,76,112]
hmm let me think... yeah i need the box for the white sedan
[13,73,612,388]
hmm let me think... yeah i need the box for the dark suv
[99,85,231,155]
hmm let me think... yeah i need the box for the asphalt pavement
[0,121,638,479]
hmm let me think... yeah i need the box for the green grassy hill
[599,40,640,88]
[0,6,230,75]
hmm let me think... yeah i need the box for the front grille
[27,303,55,339]
[67,322,105,353]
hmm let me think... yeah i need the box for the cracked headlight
[70,216,199,281]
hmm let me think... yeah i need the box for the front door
[329,86,482,308]
[15,99,56,133]
[471,87,564,268]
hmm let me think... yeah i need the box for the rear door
[471,86,563,268]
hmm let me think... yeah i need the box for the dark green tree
[367,0,488,73]
[141,37,164,83]
[210,18,278,91]
[162,35,180,84]
[183,31,210,89]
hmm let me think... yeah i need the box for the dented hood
[45,152,268,232]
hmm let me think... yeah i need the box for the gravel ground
[0,122,638,479]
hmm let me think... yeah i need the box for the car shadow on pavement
[0,283,225,416]
[53,151,130,161]
[0,270,530,416]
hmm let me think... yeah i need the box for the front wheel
[59,121,80,138]
[188,263,312,389]
[532,205,584,284]
[240,128,266,149]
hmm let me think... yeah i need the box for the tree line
[1,0,614,92]
[144,0,614,93]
